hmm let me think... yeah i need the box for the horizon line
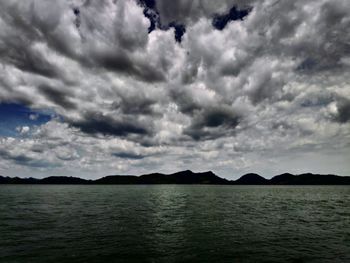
[1,170,349,181]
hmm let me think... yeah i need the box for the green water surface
[0,185,349,262]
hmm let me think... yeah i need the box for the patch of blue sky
[0,103,53,137]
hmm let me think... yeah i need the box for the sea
[0,185,349,262]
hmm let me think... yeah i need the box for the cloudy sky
[0,0,349,179]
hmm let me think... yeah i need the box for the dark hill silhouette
[139,170,229,184]
[95,170,229,184]
[0,172,349,185]
[270,173,350,185]
[0,176,39,184]
[235,173,268,185]
[269,173,295,184]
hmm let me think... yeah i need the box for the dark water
[0,185,349,263]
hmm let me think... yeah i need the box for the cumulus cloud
[16,126,30,135]
[0,0,349,178]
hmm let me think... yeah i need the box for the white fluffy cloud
[0,0,349,179]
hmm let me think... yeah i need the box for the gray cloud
[91,50,166,83]
[184,106,241,140]
[0,148,61,168]
[69,111,152,137]
[0,41,59,79]
[39,85,77,110]
[112,152,146,160]
[334,98,350,123]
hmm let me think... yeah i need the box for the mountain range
[1,170,350,185]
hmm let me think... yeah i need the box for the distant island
[1,170,349,185]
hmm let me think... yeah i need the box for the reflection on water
[0,185,349,262]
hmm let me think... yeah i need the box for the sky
[0,0,349,179]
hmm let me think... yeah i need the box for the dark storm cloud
[184,106,241,140]
[93,51,165,83]
[0,149,60,168]
[169,88,201,115]
[39,85,76,110]
[112,96,156,115]
[111,147,165,160]
[0,41,58,79]
[112,152,146,160]
[70,111,152,137]
[334,99,350,123]
[299,91,335,108]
